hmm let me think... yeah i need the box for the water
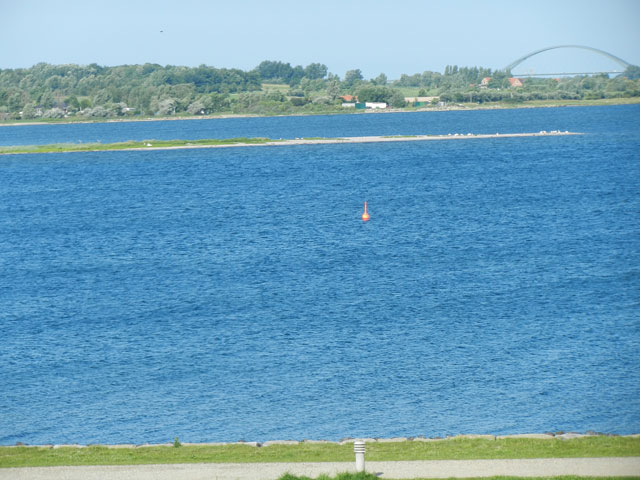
[0,105,634,146]
[0,106,639,445]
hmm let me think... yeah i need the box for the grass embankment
[0,137,277,155]
[1,436,638,468]
[280,474,634,480]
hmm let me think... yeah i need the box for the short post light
[354,440,365,472]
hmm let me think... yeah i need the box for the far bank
[1,97,639,128]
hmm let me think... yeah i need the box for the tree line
[0,61,638,120]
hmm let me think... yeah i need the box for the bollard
[354,440,365,472]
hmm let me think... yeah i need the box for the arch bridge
[505,45,631,77]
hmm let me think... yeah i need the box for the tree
[256,60,294,82]
[1,60,638,119]
[187,100,206,115]
[206,92,230,112]
[326,77,340,100]
[372,73,387,86]
[42,107,65,118]
[388,91,406,108]
[298,78,325,94]
[444,65,459,76]
[622,65,640,80]
[487,70,509,89]
[8,91,26,111]
[84,106,108,117]
[288,65,305,86]
[156,98,176,115]
[312,96,332,105]
[21,103,37,119]
[93,89,112,105]
[64,95,80,111]
[343,69,364,88]
[289,97,308,106]
[107,102,128,116]
[304,63,328,80]
[356,85,392,103]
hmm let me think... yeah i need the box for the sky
[2,0,639,79]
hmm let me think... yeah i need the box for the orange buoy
[361,201,370,222]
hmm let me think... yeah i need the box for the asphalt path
[2,457,639,479]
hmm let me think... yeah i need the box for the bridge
[505,45,631,77]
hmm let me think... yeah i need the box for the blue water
[1,106,639,445]
[0,105,635,146]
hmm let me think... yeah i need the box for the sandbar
[121,131,580,152]
[0,131,581,156]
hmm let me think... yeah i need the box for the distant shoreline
[1,97,638,128]
[0,131,582,156]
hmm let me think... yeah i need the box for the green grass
[278,475,637,480]
[1,437,638,468]
[392,87,438,97]
[262,83,291,92]
[0,137,278,155]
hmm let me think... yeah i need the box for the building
[508,78,524,87]
[343,102,387,109]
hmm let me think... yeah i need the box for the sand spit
[0,130,582,156]
[116,131,580,153]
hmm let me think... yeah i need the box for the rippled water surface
[1,106,639,445]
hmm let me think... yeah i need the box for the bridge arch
[505,45,631,73]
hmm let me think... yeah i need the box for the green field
[262,83,292,93]
[1,436,638,468]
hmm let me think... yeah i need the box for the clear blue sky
[2,0,639,79]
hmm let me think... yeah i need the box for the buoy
[361,201,370,222]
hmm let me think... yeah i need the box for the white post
[354,440,365,472]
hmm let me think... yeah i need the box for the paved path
[2,457,639,479]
